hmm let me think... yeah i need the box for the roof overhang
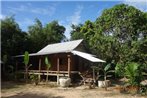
[14,51,71,57]
[14,50,105,63]
[71,50,105,63]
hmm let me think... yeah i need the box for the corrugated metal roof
[72,50,105,62]
[38,39,83,54]
[14,39,83,57]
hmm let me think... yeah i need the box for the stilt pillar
[57,57,60,85]
[38,56,42,82]
[68,55,71,78]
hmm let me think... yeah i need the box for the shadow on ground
[2,92,64,98]
[1,81,26,90]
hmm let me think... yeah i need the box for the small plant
[30,74,38,85]
[45,56,51,83]
[125,62,142,86]
[124,62,142,94]
[103,63,114,81]
[24,51,32,83]
[98,63,114,90]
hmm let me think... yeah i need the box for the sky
[1,0,147,39]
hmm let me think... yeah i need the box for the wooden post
[57,57,60,85]
[68,55,71,78]
[92,67,95,83]
[38,56,42,82]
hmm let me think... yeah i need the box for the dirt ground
[1,81,147,98]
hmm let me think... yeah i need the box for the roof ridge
[44,39,83,46]
[37,39,83,53]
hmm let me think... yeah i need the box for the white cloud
[123,0,147,12]
[17,18,34,31]
[63,5,83,39]
[7,3,57,16]
[0,14,6,19]
[68,5,83,25]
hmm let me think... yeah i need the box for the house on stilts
[14,39,105,84]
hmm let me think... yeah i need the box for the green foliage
[24,51,29,66]
[115,63,125,77]
[30,74,38,81]
[70,4,147,77]
[29,74,38,85]
[23,51,30,83]
[2,55,8,64]
[28,19,65,52]
[104,64,111,72]
[125,62,142,86]
[45,56,51,70]
[101,63,115,81]
[70,24,83,40]
[1,16,29,57]
[45,56,51,82]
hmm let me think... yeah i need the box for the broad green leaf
[24,51,29,65]
[45,56,51,69]
[104,64,111,72]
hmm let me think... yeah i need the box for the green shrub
[115,63,125,77]
[125,62,142,86]
[29,74,38,85]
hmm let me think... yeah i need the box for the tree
[70,24,83,40]
[28,19,44,52]
[1,16,28,57]
[94,4,147,63]
[1,16,29,79]
[70,4,147,78]
[43,21,65,45]
[71,20,95,52]
[28,20,66,52]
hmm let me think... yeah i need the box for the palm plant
[45,56,51,83]
[125,62,142,86]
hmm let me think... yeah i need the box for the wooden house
[15,39,105,84]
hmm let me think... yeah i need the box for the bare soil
[1,81,146,98]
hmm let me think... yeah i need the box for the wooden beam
[68,54,71,78]
[38,56,42,82]
[57,57,60,85]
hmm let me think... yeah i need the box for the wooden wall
[27,52,89,72]
[39,53,75,71]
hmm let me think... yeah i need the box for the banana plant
[24,51,31,83]
[103,63,114,81]
[45,56,51,83]
[101,63,115,90]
